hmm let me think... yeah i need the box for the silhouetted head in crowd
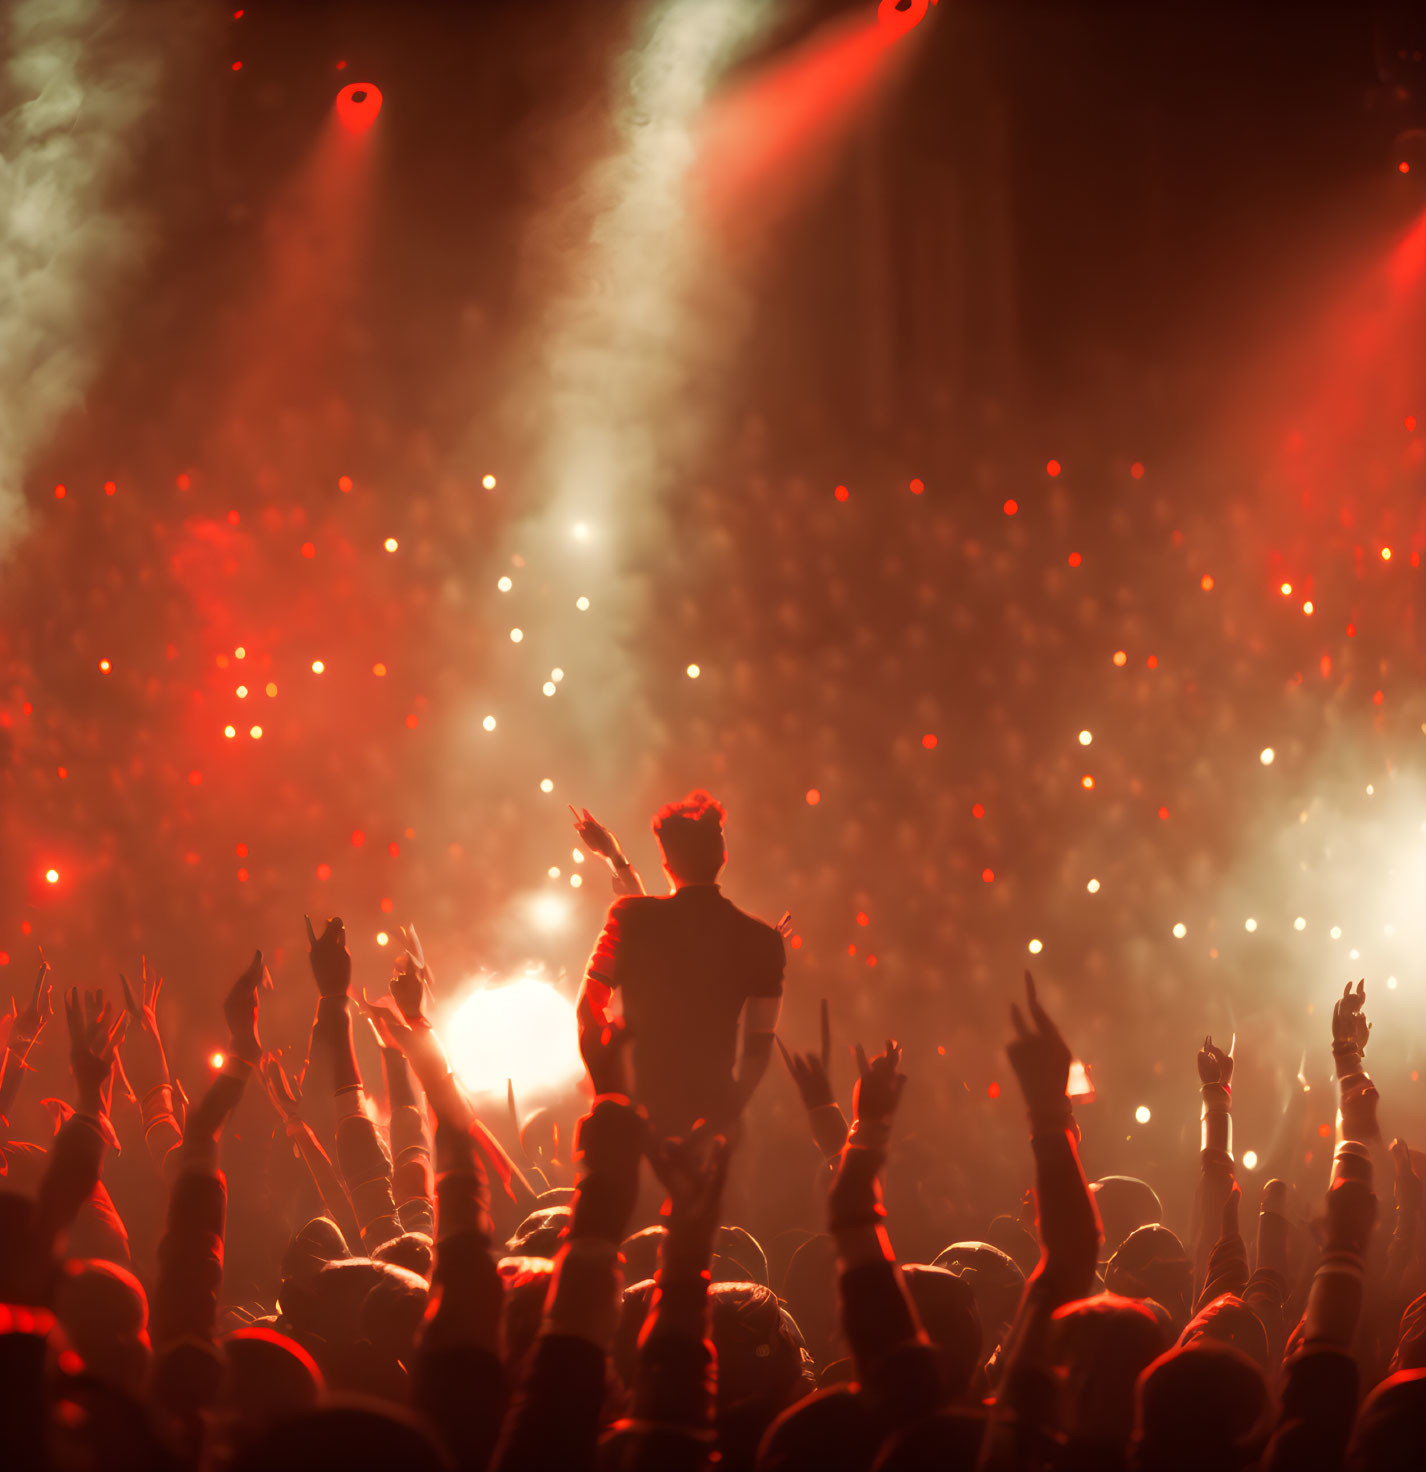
[653,790,727,887]
[1177,1292,1270,1371]
[53,1258,151,1393]
[1052,1292,1171,1454]
[372,1230,434,1280]
[217,1326,323,1455]
[872,1407,986,1472]
[1104,1224,1192,1328]
[505,1205,572,1259]
[1347,1368,1426,1472]
[756,1386,884,1472]
[900,1265,982,1400]
[932,1241,1024,1348]
[1091,1176,1164,1258]
[1131,1341,1271,1472]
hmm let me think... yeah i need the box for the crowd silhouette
[1,789,1423,1472]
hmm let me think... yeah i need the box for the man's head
[653,790,727,886]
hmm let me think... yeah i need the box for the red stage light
[336,82,383,132]
[878,0,938,36]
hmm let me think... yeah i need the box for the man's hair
[652,789,727,881]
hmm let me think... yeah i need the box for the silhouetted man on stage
[574,791,785,1137]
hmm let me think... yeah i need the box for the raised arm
[0,963,53,1129]
[381,935,436,1234]
[490,1011,642,1472]
[571,805,646,896]
[979,973,1102,1472]
[119,960,183,1175]
[1192,1034,1238,1300]
[779,1000,849,1167]
[307,914,403,1252]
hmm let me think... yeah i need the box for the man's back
[589,884,784,1134]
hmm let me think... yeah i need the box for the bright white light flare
[444,973,582,1099]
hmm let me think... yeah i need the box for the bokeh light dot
[482,715,496,731]
[539,778,554,793]
[510,628,523,643]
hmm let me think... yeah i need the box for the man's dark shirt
[585,884,785,1134]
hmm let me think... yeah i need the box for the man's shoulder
[606,893,666,920]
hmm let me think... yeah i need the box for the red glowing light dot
[805,788,821,805]
[20,921,30,935]
[57,766,68,780]
[987,1081,1001,1099]
[1373,689,1385,705]
[372,662,387,677]
[227,509,240,525]
[45,868,59,884]
[1130,461,1145,479]
[846,943,857,957]
[790,935,803,950]
[103,480,116,496]
[338,475,353,493]
[1200,573,1215,591]
[1046,460,1062,477]
[380,897,394,913]
[188,770,202,786]
[184,852,199,866]
[1112,650,1128,667]
[1317,1122,1331,1139]
[1003,498,1018,516]
[351,830,366,847]
[0,953,8,966]
[856,911,870,927]
[1400,161,1412,174]
[98,658,111,673]
[1067,551,1082,567]
[388,841,400,857]
[336,58,348,70]
[236,868,248,883]
[922,733,938,750]
[336,82,384,132]
[1081,775,1094,790]
[300,541,316,559]
[1157,806,1170,820]
[233,8,244,17]
[971,803,985,819]
[176,473,191,490]
[231,61,243,72]
[909,477,924,495]
[316,863,332,882]
[1381,546,1393,561]
[54,484,66,499]
[235,843,248,857]
[405,713,419,729]
[834,484,849,502]
[866,955,877,967]
[981,868,995,883]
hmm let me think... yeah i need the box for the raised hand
[223,950,266,1063]
[650,1130,731,1260]
[119,957,169,1082]
[263,1056,303,1122]
[390,924,433,1025]
[1332,980,1370,1060]
[10,961,54,1051]
[1197,1034,1234,1088]
[569,804,623,862]
[778,998,835,1110]
[64,987,125,1113]
[305,915,351,999]
[852,1038,906,1128]
[1007,971,1073,1124]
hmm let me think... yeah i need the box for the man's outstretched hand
[1007,970,1073,1127]
[223,950,267,1064]
[10,961,54,1052]
[306,915,351,999]
[64,987,125,1116]
[569,805,624,863]
[1197,1034,1234,1088]
[1332,979,1370,1062]
[852,1038,905,1129]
